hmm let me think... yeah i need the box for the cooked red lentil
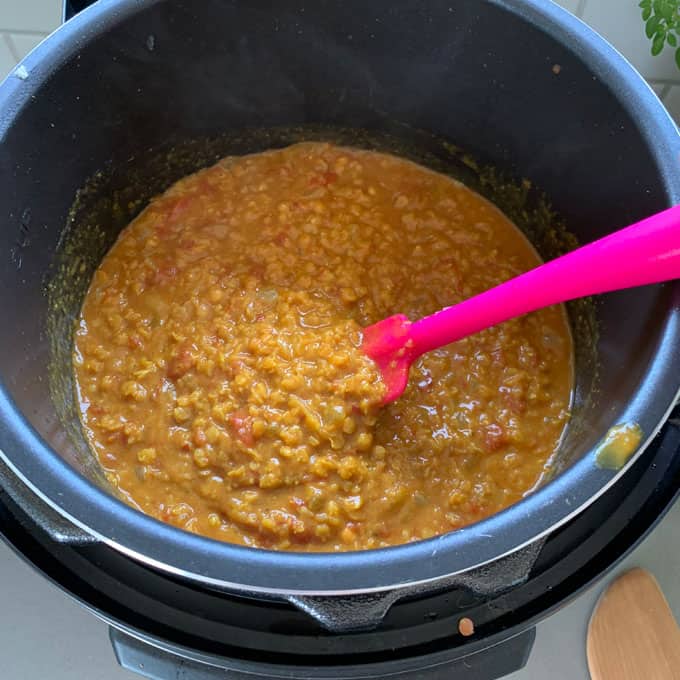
[73,142,573,551]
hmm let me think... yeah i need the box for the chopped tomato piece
[229,409,254,446]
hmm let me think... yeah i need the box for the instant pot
[1,1,679,678]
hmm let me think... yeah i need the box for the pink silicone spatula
[362,205,680,404]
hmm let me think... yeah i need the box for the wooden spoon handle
[587,568,680,680]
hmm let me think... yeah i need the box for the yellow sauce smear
[595,423,643,470]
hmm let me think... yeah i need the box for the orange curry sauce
[74,143,573,551]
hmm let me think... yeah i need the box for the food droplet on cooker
[458,617,475,637]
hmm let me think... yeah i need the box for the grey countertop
[1,499,679,680]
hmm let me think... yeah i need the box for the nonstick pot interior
[0,0,679,594]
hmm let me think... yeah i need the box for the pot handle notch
[0,454,98,545]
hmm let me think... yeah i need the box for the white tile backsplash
[661,84,680,122]
[551,0,582,16]
[582,0,680,81]
[0,0,61,33]
[6,32,47,61]
[651,82,666,97]
[0,33,16,81]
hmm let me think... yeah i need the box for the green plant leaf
[661,1,675,21]
[652,33,666,54]
[641,0,680,70]
[646,15,661,38]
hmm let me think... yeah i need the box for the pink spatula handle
[408,204,680,357]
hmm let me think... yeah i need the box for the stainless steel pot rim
[0,0,679,596]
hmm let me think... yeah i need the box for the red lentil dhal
[73,142,573,552]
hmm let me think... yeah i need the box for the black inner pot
[0,0,679,596]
